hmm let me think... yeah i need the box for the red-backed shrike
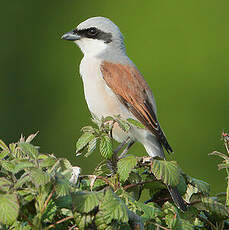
[62,17,186,211]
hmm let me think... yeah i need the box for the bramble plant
[0,117,228,230]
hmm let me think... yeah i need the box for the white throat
[75,38,107,57]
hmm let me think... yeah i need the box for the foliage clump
[0,118,228,229]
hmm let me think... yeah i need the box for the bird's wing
[101,61,172,153]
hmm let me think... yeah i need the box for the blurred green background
[0,0,228,194]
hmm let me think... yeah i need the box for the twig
[41,187,55,214]
[46,216,74,229]
[189,200,202,206]
[123,180,154,190]
[153,223,171,230]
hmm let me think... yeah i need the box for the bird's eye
[87,28,98,37]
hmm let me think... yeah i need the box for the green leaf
[14,173,30,189]
[186,176,210,194]
[0,193,19,225]
[0,140,9,151]
[13,159,34,174]
[116,119,130,132]
[39,156,57,168]
[136,201,162,220]
[201,197,229,218]
[174,218,194,230]
[72,191,102,213]
[18,142,39,159]
[125,172,142,200]
[151,160,180,187]
[55,174,71,197]
[117,155,138,182]
[0,178,12,193]
[81,126,94,133]
[176,174,187,196]
[127,118,145,129]
[74,212,93,230]
[1,161,15,172]
[85,138,97,157]
[184,184,198,202]
[99,135,113,159]
[42,199,57,223]
[76,132,95,153]
[94,211,109,230]
[100,189,129,224]
[29,168,51,187]
[0,150,9,160]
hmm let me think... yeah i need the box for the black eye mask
[73,27,112,44]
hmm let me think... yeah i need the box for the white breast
[80,56,132,120]
[79,56,135,142]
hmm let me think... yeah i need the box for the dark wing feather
[101,61,173,153]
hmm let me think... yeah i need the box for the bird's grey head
[62,17,126,57]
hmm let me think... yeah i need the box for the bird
[62,16,186,211]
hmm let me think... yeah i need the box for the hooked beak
[61,30,81,41]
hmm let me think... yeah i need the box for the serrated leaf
[165,213,177,228]
[151,160,180,187]
[85,138,97,157]
[116,119,130,132]
[29,168,50,187]
[18,142,39,159]
[13,159,34,174]
[55,174,71,197]
[99,135,113,159]
[176,174,187,196]
[1,161,15,172]
[100,189,129,224]
[174,218,194,230]
[10,221,31,230]
[81,126,94,133]
[39,157,57,168]
[186,176,210,194]
[14,173,30,189]
[72,191,102,213]
[201,197,229,218]
[0,193,19,225]
[74,212,93,230]
[95,211,109,230]
[42,199,57,223]
[136,201,162,220]
[125,172,142,200]
[76,132,95,153]
[59,158,72,171]
[127,118,145,129]
[0,178,12,193]
[0,140,9,151]
[184,184,199,202]
[117,155,138,182]
[9,143,16,154]
[55,195,72,209]
[0,150,9,160]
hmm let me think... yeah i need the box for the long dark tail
[167,185,187,211]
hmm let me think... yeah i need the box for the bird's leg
[118,140,135,159]
[113,137,131,155]
[107,138,134,174]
